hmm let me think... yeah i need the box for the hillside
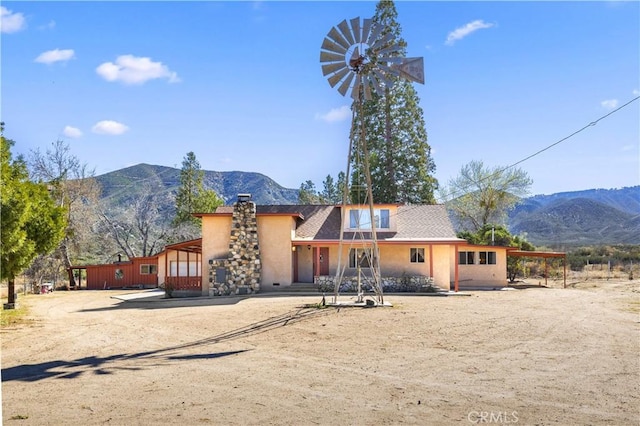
[95,164,638,246]
[95,163,299,208]
[509,186,640,246]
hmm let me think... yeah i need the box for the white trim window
[410,248,425,263]
[478,251,497,265]
[169,261,200,276]
[140,264,157,275]
[348,208,390,229]
[458,251,475,265]
[349,248,374,268]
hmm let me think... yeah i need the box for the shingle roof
[214,203,459,241]
[393,204,458,239]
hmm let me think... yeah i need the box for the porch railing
[165,276,202,291]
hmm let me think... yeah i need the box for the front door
[313,247,330,276]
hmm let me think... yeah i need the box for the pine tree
[350,0,437,204]
[174,152,223,226]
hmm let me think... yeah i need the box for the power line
[506,95,639,171]
[439,95,640,202]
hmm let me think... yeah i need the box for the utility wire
[439,95,640,202]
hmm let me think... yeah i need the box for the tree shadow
[2,306,329,383]
[79,294,248,312]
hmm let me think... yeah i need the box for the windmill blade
[370,32,394,51]
[320,50,345,63]
[366,21,384,46]
[350,17,361,43]
[327,66,351,88]
[337,71,355,97]
[322,61,347,77]
[322,37,347,55]
[371,74,385,97]
[362,75,373,100]
[380,57,404,64]
[372,68,393,90]
[361,18,372,45]
[377,43,403,57]
[391,57,425,84]
[348,45,360,69]
[378,63,401,78]
[351,75,362,100]
[328,27,351,50]
[337,19,355,45]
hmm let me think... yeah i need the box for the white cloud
[633,89,640,96]
[601,99,619,110]
[35,49,75,64]
[38,20,56,31]
[445,20,494,46]
[62,126,83,138]
[92,120,129,135]
[315,105,351,123]
[96,55,180,85]
[1,6,26,33]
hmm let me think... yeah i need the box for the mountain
[95,164,638,247]
[509,187,640,246]
[95,163,299,207]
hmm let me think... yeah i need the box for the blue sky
[2,1,638,197]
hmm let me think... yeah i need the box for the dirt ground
[1,278,639,425]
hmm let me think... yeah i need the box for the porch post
[315,246,320,277]
[454,245,459,292]
[429,245,434,278]
[545,257,548,287]
[165,250,169,287]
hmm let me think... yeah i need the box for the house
[71,194,565,295]
[190,194,514,296]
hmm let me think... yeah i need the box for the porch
[161,239,204,297]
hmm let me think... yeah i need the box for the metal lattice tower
[320,16,425,305]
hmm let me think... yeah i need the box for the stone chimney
[227,194,261,294]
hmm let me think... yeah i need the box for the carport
[508,249,567,288]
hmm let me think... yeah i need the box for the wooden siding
[85,257,159,290]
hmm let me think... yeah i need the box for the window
[458,251,475,265]
[140,264,157,275]
[349,208,390,229]
[478,251,497,265]
[410,248,425,263]
[349,248,373,268]
[170,261,200,276]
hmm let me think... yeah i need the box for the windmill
[320,16,424,305]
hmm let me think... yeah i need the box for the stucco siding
[296,247,314,283]
[431,245,451,290]
[453,245,508,287]
[257,216,294,288]
[201,216,232,293]
[378,245,430,277]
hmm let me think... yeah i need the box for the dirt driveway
[2,280,639,425]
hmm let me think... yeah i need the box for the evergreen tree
[350,0,437,204]
[298,180,321,204]
[1,125,66,308]
[174,152,223,226]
